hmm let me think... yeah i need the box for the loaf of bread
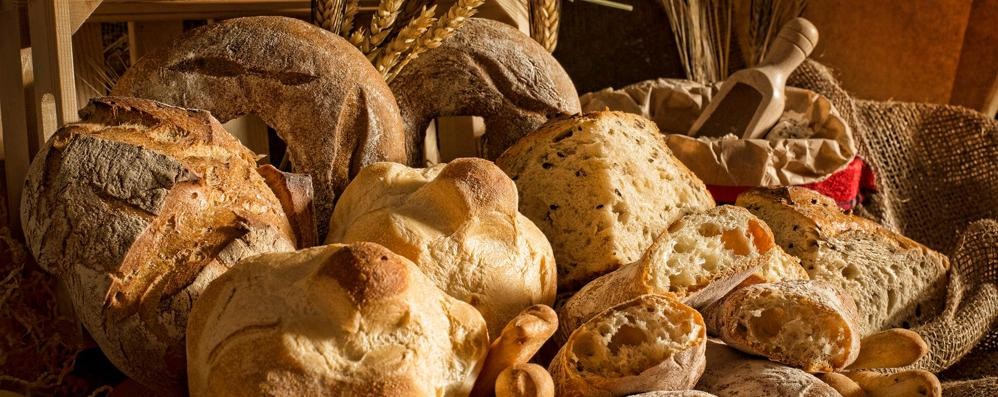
[112,16,407,239]
[548,294,706,397]
[186,242,489,396]
[704,280,862,372]
[737,187,950,335]
[497,111,715,290]
[629,391,717,397]
[326,158,556,337]
[20,97,296,393]
[390,18,581,161]
[557,205,802,339]
[696,340,841,397]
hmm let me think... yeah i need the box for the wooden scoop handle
[761,18,819,75]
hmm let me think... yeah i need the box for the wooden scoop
[690,17,819,139]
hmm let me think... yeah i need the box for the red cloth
[706,158,873,210]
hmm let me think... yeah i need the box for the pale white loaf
[497,111,715,290]
[186,242,489,396]
[326,158,556,338]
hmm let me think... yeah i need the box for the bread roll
[736,187,950,335]
[390,18,580,162]
[471,305,558,397]
[497,111,715,290]
[704,280,862,372]
[112,16,407,239]
[697,340,841,397]
[848,328,928,369]
[326,158,556,337]
[495,363,555,397]
[549,294,707,397]
[558,205,802,340]
[20,97,296,393]
[186,242,489,396]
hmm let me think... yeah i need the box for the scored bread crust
[186,242,490,397]
[704,280,862,373]
[697,340,841,397]
[112,16,407,239]
[326,158,557,338]
[736,187,950,335]
[20,97,296,393]
[548,294,707,397]
[497,111,715,291]
[557,206,802,341]
[390,18,581,161]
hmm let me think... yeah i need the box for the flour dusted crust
[20,97,296,393]
[112,16,407,239]
[549,294,706,397]
[497,111,715,290]
[697,340,841,397]
[391,18,581,162]
[557,205,803,341]
[326,158,556,338]
[736,187,950,335]
[186,242,489,396]
[705,280,862,373]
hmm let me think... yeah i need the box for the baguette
[549,294,706,397]
[495,363,555,397]
[704,280,862,372]
[471,305,558,397]
[737,187,949,335]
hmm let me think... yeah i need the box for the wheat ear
[531,0,560,52]
[373,5,438,76]
[340,0,360,36]
[314,0,346,33]
[384,0,484,82]
[368,0,405,49]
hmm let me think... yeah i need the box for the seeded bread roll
[704,280,862,373]
[548,294,707,397]
[736,187,950,335]
[390,18,581,162]
[327,159,556,337]
[497,111,715,290]
[113,16,407,239]
[557,206,803,340]
[697,340,841,397]
[186,242,489,396]
[20,97,296,393]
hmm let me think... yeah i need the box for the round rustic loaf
[390,18,581,162]
[186,242,490,396]
[496,111,715,290]
[697,340,840,397]
[112,16,407,239]
[326,158,556,337]
[20,97,296,393]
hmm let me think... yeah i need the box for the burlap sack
[789,61,998,391]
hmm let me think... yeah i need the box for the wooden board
[1,2,31,233]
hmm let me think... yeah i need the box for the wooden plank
[128,20,184,64]
[28,0,80,148]
[69,0,103,33]
[91,0,313,21]
[1,1,31,233]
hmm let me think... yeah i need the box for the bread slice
[497,111,715,290]
[696,340,840,397]
[704,280,862,372]
[736,187,950,335]
[557,206,804,340]
[549,294,706,397]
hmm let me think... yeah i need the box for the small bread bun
[495,363,555,397]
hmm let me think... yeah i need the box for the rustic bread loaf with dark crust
[549,294,707,397]
[557,205,803,340]
[736,187,950,335]
[704,280,862,373]
[390,18,581,162]
[112,16,407,239]
[186,242,489,397]
[20,97,296,393]
[326,158,557,337]
[497,111,715,290]
[697,340,841,397]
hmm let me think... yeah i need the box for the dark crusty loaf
[390,18,581,161]
[112,16,407,239]
[736,187,950,335]
[20,97,296,393]
[186,242,489,397]
[497,111,715,290]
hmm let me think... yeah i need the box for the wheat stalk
[339,0,360,36]
[661,0,732,83]
[530,0,560,52]
[368,0,405,48]
[735,0,807,66]
[314,0,346,33]
[373,5,438,75]
[383,0,484,82]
